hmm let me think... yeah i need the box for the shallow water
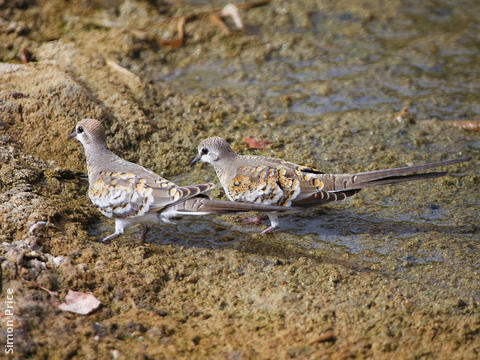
[155,1,480,121]
[3,0,479,357]
[124,0,480,281]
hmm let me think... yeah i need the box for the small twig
[210,14,231,35]
[106,59,142,89]
[315,331,336,343]
[236,0,273,10]
[157,0,271,25]
[140,0,272,47]
[40,286,60,307]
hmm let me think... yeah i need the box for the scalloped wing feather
[88,171,214,218]
[228,162,326,206]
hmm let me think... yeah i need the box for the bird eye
[201,148,209,155]
[77,126,84,134]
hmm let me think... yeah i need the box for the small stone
[110,350,120,360]
[76,263,88,273]
[50,255,66,267]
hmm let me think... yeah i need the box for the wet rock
[0,62,105,170]
[46,254,67,268]
[1,257,17,280]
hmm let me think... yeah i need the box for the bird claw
[101,233,120,244]
[260,226,275,235]
[161,216,176,225]
[139,227,150,241]
[101,237,112,244]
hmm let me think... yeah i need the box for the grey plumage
[69,119,294,243]
[191,136,470,233]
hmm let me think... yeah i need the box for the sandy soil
[1,0,479,359]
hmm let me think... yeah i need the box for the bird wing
[227,159,332,206]
[88,171,214,218]
[226,156,469,207]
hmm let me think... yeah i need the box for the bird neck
[83,143,115,182]
[212,155,238,190]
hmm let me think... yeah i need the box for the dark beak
[67,131,77,140]
[190,154,202,167]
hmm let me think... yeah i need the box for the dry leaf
[245,136,270,149]
[394,105,416,124]
[41,287,101,315]
[57,290,101,314]
[156,16,186,47]
[221,4,244,29]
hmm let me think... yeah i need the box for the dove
[68,120,295,243]
[190,136,470,234]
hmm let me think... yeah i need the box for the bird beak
[67,130,77,140]
[190,154,202,167]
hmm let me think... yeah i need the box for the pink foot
[101,232,120,244]
[242,215,268,225]
[260,226,275,235]
[139,227,150,241]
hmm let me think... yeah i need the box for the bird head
[190,137,236,167]
[68,119,107,148]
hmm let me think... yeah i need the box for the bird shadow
[87,205,474,275]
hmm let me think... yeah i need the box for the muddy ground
[1,0,479,359]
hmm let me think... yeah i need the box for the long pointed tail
[345,171,447,189]
[325,157,470,192]
[169,197,297,215]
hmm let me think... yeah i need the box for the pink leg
[260,225,276,235]
[242,215,268,225]
[259,214,279,235]
[139,227,150,241]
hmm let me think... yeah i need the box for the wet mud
[1,0,479,359]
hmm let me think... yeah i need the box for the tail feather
[352,158,469,183]
[171,198,297,214]
[341,171,447,190]
[327,157,469,191]
[293,189,359,206]
[174,183,215,202]
[178,183,215,196]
